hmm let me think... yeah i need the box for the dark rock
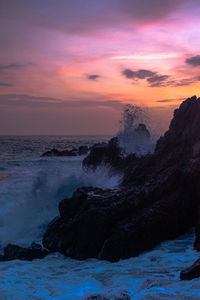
[134,123,150,139]
[0,254,4,261]
[1,243,49,261]
[42,148,77,157]
[78,146,89,155]
[43,96,200,263]
[42,148,60,157]
[83,137,123,171]
[180,258,200,280]
[83,124,152,171]
[41,146,89,157]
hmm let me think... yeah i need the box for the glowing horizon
[0,0,200,134]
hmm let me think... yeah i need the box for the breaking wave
[0,155,119,247]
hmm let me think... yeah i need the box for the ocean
[0,135,199,299]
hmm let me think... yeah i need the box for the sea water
[0,135,200,300]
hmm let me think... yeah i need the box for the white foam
[0,157,120,247]
[0,231,198,300]
[117,104,156,155]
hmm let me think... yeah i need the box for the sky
[0,0,200,134]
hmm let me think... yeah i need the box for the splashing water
[117,104,156,155]
[0,135,118,247]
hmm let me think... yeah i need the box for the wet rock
[43,96,200,262]
[42,148,77,157]
[83,124,152,171]
[41,146,89,157]
[1,242,49,261]
[78,145,89,155]
[0,254,4,261]
[83,137,123,171]
[180,258,200,280]
[134,123,150,139]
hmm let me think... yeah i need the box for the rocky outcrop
[42,146,89,157]
[0,243,49,261]
[82,124,151,171]
[43,97,200,265]
[82,138,123,171]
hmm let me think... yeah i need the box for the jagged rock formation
[82,138,124,171]
[42,96,200,264]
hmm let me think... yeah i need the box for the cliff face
[156,95,200,163]
[43,96,200,262]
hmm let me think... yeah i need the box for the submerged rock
[42,146,89,157]
[43,96,200,264]
[0,242,49,261]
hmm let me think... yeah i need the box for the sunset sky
[0,0,200,134]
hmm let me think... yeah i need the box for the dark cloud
[0,0,195,36]
[0,64,25,72]
[147,75,170,87]
[122,69,156,79]
[185,55,200,66]
[87,74,100,81]
[147,75,169,83]
[172,77,200,86]
[122,67,200,88]
[161,76,200,87]
[0,83,14,87]
[122,69,136,79]
[118,0,184,23]
[157,97,186,103]
[122,69,170,87]
[157,99,174,103]
[151,76,200,87]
